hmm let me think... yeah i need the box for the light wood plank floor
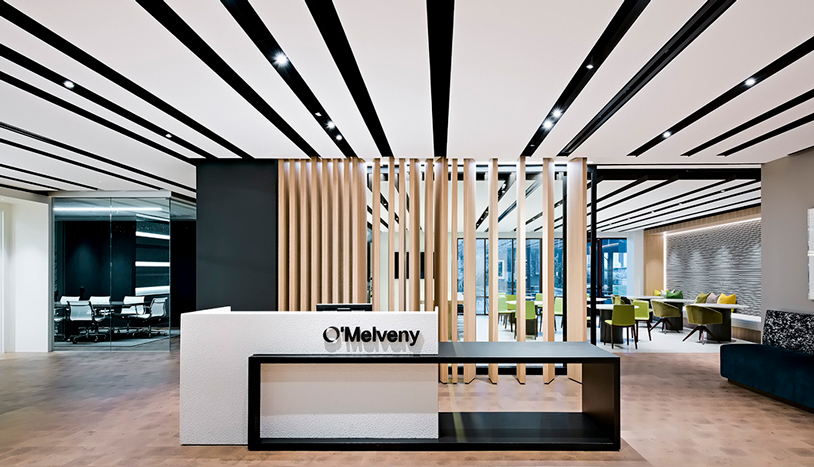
[1,350,813,466]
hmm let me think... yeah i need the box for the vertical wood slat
[541,159,556,383]
[350,158,360,303]
[566,158,588,383]
[398,158,407,312]
[357,159,367,303]
[331,161,340,304]
[450,159,458,383]
[310,160,319,311]
[410,159,421,311]
[436,159,449,382]
[488,158,499,383]
[463,159,476,384]
[371,159,381,310]
[342,158,351,303]
[278,160,288,311]
[289,161,300,311]
[300,161,310,311]
[516,157,527,384]
[388,161,396,311]
[424,159,434,312]
[321,159,330,304]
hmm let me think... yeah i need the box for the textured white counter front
[180,308,438,444]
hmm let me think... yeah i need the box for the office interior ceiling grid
[0,1,805,203]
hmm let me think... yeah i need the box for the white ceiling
[0,0,801,218]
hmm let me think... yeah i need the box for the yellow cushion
[654,289,661,296]
[718,293,736,305]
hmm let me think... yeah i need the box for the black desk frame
[248,342,619,451]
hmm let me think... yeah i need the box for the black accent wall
[170,219,196,326]
[196,160,278,311]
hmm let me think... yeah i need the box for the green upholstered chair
[684,304,723,345]
[651,300,682,333]
[554,296,563,329]
[512,300,538,340]
[506,294,517,311]
[604,304,636,349]
[497,295,511,328]
[611,294,622,305]
[632,300,651,341]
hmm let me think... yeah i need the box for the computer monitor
[315,303,373,312]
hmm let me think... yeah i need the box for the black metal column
[589,165,599,346]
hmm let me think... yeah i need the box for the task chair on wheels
[130,297,168,338]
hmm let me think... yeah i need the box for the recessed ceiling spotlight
[326,120,335,130]
[586,63,594,70]
[164,133,172,139]
[552,109,562,118]
[662,131,672,138]
[273,52,289,66]
[744,77,756,86]
[530,144,535,147]
[315,112,322,117]
[63,80,75,89]
[542,120,553,130]
[336,134,343,141]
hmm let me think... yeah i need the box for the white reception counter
[180,307,439,445]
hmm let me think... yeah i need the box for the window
[587,238,628,298]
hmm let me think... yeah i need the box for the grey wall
[762,151,814,316]
[666,219,761,316]
[196,161,278,311]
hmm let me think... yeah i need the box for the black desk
[248,342,620,451]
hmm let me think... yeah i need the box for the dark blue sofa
[720,309,814,411]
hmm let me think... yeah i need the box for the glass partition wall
[52,195,192,351]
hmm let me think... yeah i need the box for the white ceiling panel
[334,0,432,160]
[573,0,814,163]
[448,0,621,161]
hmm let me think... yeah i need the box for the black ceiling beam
[617,198,761,232]
[476,172,515,229]
[597,177,736,228]
[222,0,357,158]
[0,44,215,161]
[718,110,814,157]
[521,0,649,157]
[607,184,760,231]
[0,162,96,190]
[427,0,455,160]
[560,0,735,157]
[629,35,814,157]
[596,167,760,181]
[0,121,193,192]
[0,182,43,195]
[594,175,680,214]
[136,0,320,159]
[682,88,814,157]
[0,71,195,165]
[498,175,543,224]
[305,0,394,159]
[0,1,253,159]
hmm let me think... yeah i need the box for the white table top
[686,302,749,310]
[506,300,544,307]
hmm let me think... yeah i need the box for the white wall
[0,193,50,353]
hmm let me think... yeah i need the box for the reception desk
[182,308,620,451]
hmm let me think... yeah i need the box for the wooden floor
[1,350,813,466]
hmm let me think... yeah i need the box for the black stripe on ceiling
[306,0,394,159]
[0,44,216,160]
[0,182,43,195]
[0,71,195,165]
[222,0,357,158]
[136,0,320,159]
[0,162,96,190]
[427,0,455,160]
[476,172,514,229]
[498,176,543,224]
[0,2,252,160]
[606,184,760,231]
[366,204,388,229]
[618,199,761,233]
[682,88,814,157]
[630,35,814,157]
[0,136,161,191]
[594,176,648,205]
[0,173,57,191]
[560,0,735,157]
[597,177,735,228]
[0,121,194,193]
[718,110,814,157]
[521,0,649,157]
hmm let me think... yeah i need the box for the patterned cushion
[763,310,814,355]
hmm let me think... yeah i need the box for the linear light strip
[54,207,162,212]
[136,231,170,240]
[664,217,760,236]
[135,261,170,267]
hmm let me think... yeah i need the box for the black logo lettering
[323,326,421,346]
[322,326,340,343]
